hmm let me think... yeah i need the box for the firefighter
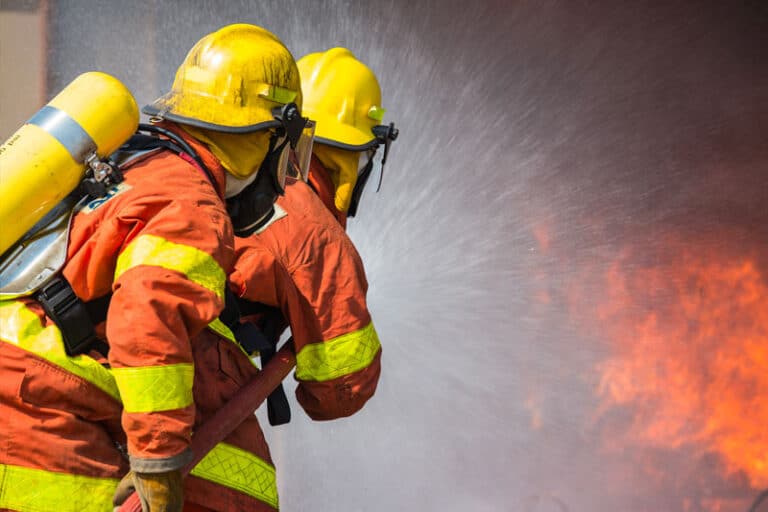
[228,48,397,432]
[119,24,312,512]
[0,23,303,512]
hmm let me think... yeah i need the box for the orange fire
[588,235,768,488]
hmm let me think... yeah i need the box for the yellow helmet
[297,48,384,150]
[143,23,301,133]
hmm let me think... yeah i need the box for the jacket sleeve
[98,155,232,473]
[284,224,382,421]
[231,185,381,421]
[229,239,281,308]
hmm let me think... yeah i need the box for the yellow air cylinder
[0,71,139,255]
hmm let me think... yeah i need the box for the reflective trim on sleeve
[114,234,226,299]
[190,442,278,508]
[112,363,193,413]
[0,301,120,400]
[0,463,119,512]
[295,321,381,382]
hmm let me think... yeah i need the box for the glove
[112,469,183,512]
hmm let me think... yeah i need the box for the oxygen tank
[0,71,139,256]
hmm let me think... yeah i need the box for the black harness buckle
[36,277,101,357]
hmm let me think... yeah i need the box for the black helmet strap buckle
[271,103,308,149]
[372,122,399,192]
[346,122,399,217]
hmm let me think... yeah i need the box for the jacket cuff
[130,448,193,473]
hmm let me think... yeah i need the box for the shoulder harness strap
[224,291,292,426]
[34,127,216,358]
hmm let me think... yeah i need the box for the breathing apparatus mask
[226,103,313,236]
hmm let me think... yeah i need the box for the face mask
[182,125,272,179]
[226,135,289,237]
[224,171,259,198]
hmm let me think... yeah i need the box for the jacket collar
[155,121,229,199]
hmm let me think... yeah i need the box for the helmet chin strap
[347,154,375,218]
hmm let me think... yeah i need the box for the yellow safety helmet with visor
[144,23,301,133]
[297,48,398,217]
[297,47,383,150]
[144,23,315,235]
[143,24,314,180]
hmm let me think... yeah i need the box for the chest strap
[35,276,109,357]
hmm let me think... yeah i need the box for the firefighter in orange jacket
[128,25,314,512]
[0,24,305,512]
[229,49,397,429]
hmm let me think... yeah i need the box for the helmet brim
[310,114,379,151]
[142,101,281,134]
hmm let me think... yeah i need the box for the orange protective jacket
[0,125,233,511]
[230,177,381,422]
[167,130,281,512]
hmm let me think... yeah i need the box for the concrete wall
[0,0,46,139]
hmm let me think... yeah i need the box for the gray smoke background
[42,1,768,510]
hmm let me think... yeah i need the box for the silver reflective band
[27,105,97,164]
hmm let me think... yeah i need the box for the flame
[589,235,768,488]
[532,222,551,254]
[525,393,544,431]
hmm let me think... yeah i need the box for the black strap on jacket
[40,279,291,424]
[34,132,190,358]
[37,279,293,425]
[255,303,292,427]
[34,131,292,422]
[220,288,272,354]
[221,289,292,426]
[35,276,110,357]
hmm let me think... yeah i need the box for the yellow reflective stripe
[207,318,261,365]
[295,321,381,382]
[0,301,120,400]
[0,463,118,512]
[112,363,193,413]
[114,234,226,299]
[191,442,278,508]
[207,317,237,344]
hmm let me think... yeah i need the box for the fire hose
[118,340,296,512]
